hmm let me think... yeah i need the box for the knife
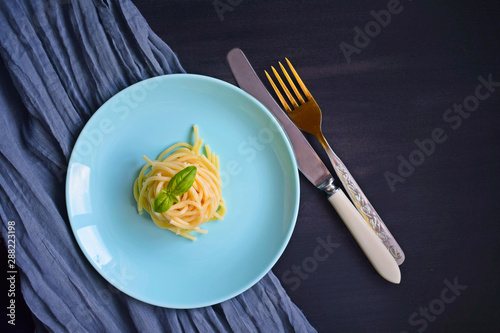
[227,48,401,284]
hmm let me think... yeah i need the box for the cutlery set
[227,48,404,284]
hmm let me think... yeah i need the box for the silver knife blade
[227,48,402,283]
[227,48,332,187]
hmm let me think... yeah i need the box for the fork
[265,59,405,265]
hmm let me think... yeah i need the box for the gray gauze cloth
[0,0,316,332]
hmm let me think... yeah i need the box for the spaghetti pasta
[133,125,226,240]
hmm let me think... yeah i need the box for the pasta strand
[133,126,226,240]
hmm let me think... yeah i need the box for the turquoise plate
[66,74,300,308]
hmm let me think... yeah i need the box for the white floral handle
[319,135,405,265]
[328,188,401,284]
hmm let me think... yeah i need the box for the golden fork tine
[285,58,312,99]
[279,62,305,104]
[271,66,299,108]
[265,70,292,113]
[263,56,405,269]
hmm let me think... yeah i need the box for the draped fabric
[0,0,316,332]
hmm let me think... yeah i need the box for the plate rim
[65,73,300,308]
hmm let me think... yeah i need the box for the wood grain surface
[4,0,500,332]
[128,1,500,332]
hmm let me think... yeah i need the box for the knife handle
[318,135,405,265]
[328,189,401,284]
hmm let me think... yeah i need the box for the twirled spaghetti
[133,125,226,240]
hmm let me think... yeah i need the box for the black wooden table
[129,1,500,332]
[5,0,500,332]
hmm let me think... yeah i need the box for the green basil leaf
[153,192,173,213]
[167,166,197,196]
[168,192,178,203]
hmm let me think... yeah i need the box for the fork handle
[328,188,401,283]
[318,134,405,265]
